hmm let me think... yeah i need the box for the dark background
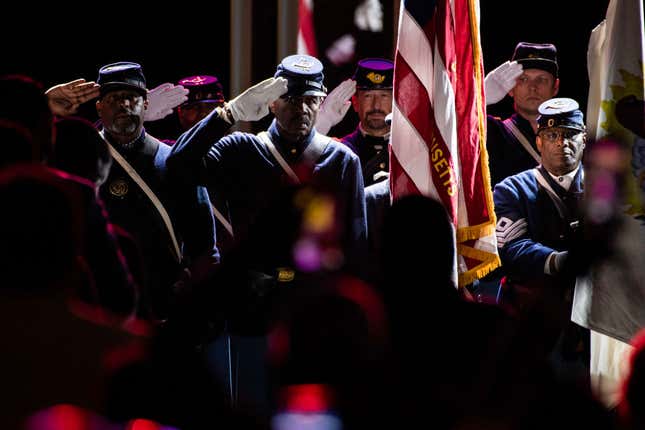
[0,1,608,138]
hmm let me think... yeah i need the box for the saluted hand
[144,83,189,122]
[45,79,101,116]
[227,77,289,122]
[315,78,356,135]
[484,61,523,106]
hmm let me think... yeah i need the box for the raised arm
[45,79,100,117]
[167,77,288,186]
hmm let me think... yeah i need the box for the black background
[0,1,608,138]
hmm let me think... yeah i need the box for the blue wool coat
[493,165,584,284]
[169,113,368,274]
[100,131,218,317]
[340,126,389,187]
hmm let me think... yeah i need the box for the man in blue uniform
[485,42,560,188]
[474,42,561,302]
[173,74,237,254]
[95,62,219,321]
[167,54,368,412]
[168,54,368,274]
[494,97,588,378]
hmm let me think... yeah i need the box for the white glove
[228,77,288,122]
[484,61,523,105]
[144,83,189,122]
[315,79,356,135]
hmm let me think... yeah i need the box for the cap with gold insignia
[178,75,225,106]
[537,98,585,131]
[274,54,327,97]
[511,42,558,78]
[353,58,394,90]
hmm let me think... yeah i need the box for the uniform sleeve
[343,151,369,276]
[167,110,232,187]
[493,179,554,279]
[174,183,220,265]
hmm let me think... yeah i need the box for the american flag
[297,0,318,56]
[390,0,499,287]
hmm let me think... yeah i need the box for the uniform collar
[358,123,390,141]
[103,128,147,154]
[269,120,316,157]
[546,164,582,191]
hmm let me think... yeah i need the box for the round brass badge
[109,179,129,197]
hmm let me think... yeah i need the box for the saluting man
[168,54,368,274]
[95,62,219,321]
[316,58,394,187]
[485,42,561,188]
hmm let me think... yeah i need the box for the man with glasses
[485,42,560,188]
[493,98,588,380]
[473,42,560,303]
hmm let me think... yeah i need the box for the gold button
[277,267,295,282]
[290,148,297,154]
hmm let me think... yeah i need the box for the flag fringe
[458,260,499,287]
[456,220,496,242]
[457,242,501,287]
[468,0,499,246]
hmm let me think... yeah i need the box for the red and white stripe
[297,0,318,57]
[390,0,499,286]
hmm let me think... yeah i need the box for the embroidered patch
[292,57,313,71]
[495,216,528,248]
[181,75,208,85]
[366,72,385,84]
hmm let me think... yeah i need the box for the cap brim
[302,89,327,97]
[558,124,586,131]
[285,88,327,97]
[182,99,224,106]
[356,85,393,90]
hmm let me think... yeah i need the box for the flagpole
[392,0,400,57]
[277,0,299,60]
[230,0,253,133]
